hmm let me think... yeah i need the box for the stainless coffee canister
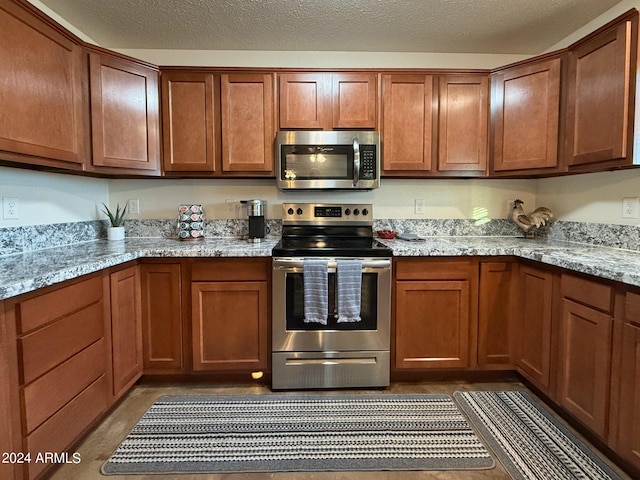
[178,204,205,240]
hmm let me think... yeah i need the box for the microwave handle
[353,137,360,187]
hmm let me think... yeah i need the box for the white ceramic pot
[107,226,125,241]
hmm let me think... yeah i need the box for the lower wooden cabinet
[394,259,476,369]
[515,264,556,393]
[140,262,183,373]
[109,265,143,398]
[190,258,269,372]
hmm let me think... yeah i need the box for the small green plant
[102,202,127,227]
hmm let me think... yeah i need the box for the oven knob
[344,208,351,215]
[287,208,294,215]
[296,208,303,215]
[362,208,369,216]
[353,208,360,215]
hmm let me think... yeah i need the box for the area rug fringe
[102,393,494,474]
[453,391,623,480]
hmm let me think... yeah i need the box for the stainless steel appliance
[276,131,381,190]
[242,199,267,242]
[271,203,392,389]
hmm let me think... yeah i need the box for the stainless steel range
[271,203,392,390]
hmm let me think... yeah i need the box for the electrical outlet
[622,197,639,218]
[225,199,238,213]
[127,198,140,215]
[414,199,425,214]
[3,197,18,220]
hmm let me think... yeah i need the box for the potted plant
[102,202,127,241]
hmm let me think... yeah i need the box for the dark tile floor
[48,379,630,480]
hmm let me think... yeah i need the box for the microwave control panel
[360,145,377,180]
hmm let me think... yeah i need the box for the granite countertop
[1,236,639,300]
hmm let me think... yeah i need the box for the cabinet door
[279,73,328,129]
[332,73,377,129]
[558,298,612,437]
[191,281,268,371]
[0,0,87,169]
[516,265,555,391]
[140,263,183,373]
[221,73,275,173]
[491,57,561,173]
[437,75,488,174]
[395,280,470,369]
[161,72,216,172]
[89,53,160,173]
[382,74,435,172]
[478,262,514,367]
[618,322,640,470]
[565,19,632,168]
[110,266,143,398]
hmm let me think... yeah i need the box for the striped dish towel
[303,259,328,324]
[336,260,362,323]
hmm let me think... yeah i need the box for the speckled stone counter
[1,235,640,300]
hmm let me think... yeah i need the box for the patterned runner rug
[454,391,623,480]
[102,393,494,474]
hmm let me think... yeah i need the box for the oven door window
[281,145,353,180]
[285,272,378,330]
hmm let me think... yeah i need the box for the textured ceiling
[37,0,622,54]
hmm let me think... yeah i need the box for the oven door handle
[273,258,391,270]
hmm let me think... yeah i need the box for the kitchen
[2,0,640,478]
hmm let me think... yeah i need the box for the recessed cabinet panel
[332,73,377,129]
[618,322,640,470]
[478,262,514,366]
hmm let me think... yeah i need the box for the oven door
[272,257,391,353]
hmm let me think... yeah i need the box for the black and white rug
[454,390,624,480]
[102,393,494,474]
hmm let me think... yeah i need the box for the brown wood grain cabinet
[278,72,377,130]
[0,0,88,170]
[161,72,217,173]
[221,73,275,174]
[516,264,556,393]
[478,261,515,367]
[109,265,143,399]
[140,262,184,373]
[565,13,637,170]
[394,259,477,370]
[437,75,489,174]
[382,74,435,173]
[88,51,160,175]
[617,290,640,470]
[191,258,269,372]
[491,56,562,174]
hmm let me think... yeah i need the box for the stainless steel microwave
[276,131,380,190]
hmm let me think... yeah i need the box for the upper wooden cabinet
[88,51,160,175]
[491,56,562,175]
[565,12,638,171]
[278,72,377,130]
[0,0,88,170]
[161,72,217,173]
[381,74,488,176]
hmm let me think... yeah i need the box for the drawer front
[395,259,472,280]
[191,258,268,281]
[26,376,108,480]
[561,274,613,313]
[16,275,103,334]
[19,301,104,385]
[22,339,106,434]
[626,291,640,326]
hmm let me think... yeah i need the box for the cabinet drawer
[19,300,104,385]
[191,258,268,281]
[26,376,108,480]
[561,274,613,313]
[395,259,472,280]
[626,291,640,326]
[16,276,103,334]
[22,339,106,434]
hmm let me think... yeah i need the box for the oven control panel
[282,203,373,224]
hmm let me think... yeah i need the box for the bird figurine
[510,199,555,236]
